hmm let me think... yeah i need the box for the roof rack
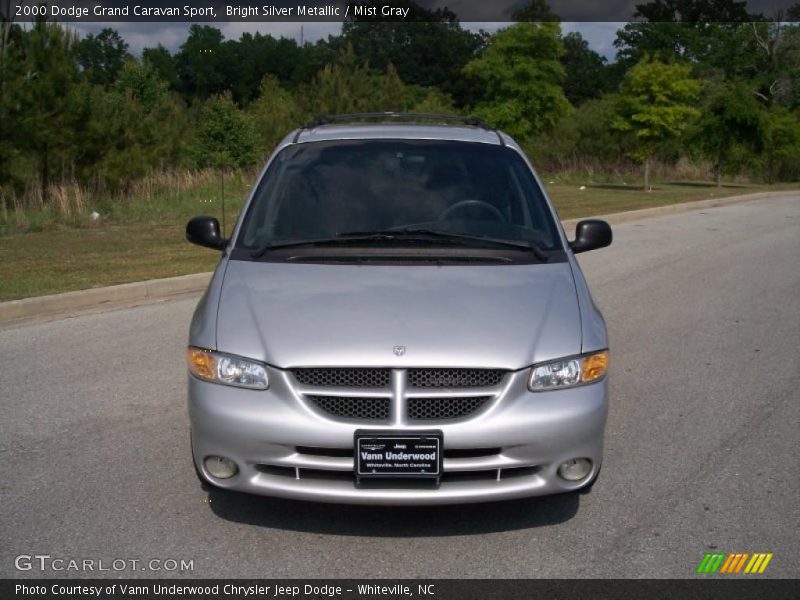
[305,112,493,129]
[297,112,504,145]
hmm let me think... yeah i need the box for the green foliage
[407,87,457,113]
[222,32,307,103]
[614,58,701,162]
[247,75,302,156]
[690,80,763,184]
[1,22,84,195]
[300,45,409,115]
[512,0,561,21]
[614,1,755,71]
[748,22,800,109]
[758,107,800,182]
[175,25,226,100]
[613,58,701,188]
[2,16,799,225]
[561,32,614,105]
[464,22,569,139]
[60,63,186,189]
[76,28,129,86]
[189,92,257,169]
[529,95,632,170]
[614,6,799,112]
[341,15,486,105]
[142,44,180,91]
[114,58,168,111]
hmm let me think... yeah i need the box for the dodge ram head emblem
[393,345,406,356]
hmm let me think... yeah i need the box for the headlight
[528,350,609,391]
[187,347,269,390]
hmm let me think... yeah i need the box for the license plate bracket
[354,430,443,486]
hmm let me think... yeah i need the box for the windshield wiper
[251,232,399,258]
[251,228,549,261]
[339,228,550,262]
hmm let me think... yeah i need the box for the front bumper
[188,369,608,505]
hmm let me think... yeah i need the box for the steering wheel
[439,200,505,223]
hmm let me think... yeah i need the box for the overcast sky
[70,21,625,61]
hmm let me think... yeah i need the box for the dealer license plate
[355,431,442,479]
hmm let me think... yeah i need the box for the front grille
[307,395,390,420]
[408,368,505,388]
[407,396,491,421]
[255,464,541,484]
[294,368,506,423]
[293,368,390,388]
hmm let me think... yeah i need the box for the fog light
[204,456,238,479]
[558,458,592,481]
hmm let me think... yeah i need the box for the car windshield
[237,139,562,252]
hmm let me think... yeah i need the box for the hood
[216,260,581,370]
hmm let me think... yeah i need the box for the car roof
[291,123,514,147]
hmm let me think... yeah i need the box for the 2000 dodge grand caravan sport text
[185,113,613,505]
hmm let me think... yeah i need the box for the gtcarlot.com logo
[15,554,194,572]
[696,552,773,574]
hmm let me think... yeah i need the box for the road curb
[1,190,796,325]
[560,190,796,229]
[0,272,212,325]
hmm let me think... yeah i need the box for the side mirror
[569,219,612,254]
[186,216,227,251]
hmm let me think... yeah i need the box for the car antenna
[220,167,226,238]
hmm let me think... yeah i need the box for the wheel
[438,199,506,222]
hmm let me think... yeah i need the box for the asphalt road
[1,194,798,579]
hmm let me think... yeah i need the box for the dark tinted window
[237,140,562,251]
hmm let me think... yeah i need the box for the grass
[0,177,797,302]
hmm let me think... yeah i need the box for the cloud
[68,21,344,54]
[69,19,622,61]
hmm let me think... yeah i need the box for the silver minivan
[186,114,612,505]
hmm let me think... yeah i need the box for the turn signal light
[581,350,609,383]
[187,348,216,380]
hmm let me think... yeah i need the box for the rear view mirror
[569,219,612,254]
[186,216,227,251]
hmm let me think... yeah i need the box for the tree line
[0,0,798,210]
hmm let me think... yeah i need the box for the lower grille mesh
[408,396,491,421]
[307,395,390,420]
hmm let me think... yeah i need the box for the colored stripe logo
[696,552,773,574]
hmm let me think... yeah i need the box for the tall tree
[616,1,799,111]
[174,25,226,100]
[341,1,486,105]
[0,19,24,195]
[747,22,800,109]
[691,80,763,186]
[512,0,561,21]
[463,22,569,139]
[759,107,800,182]
[142,44,180,91]
[5,22,84,198]
[613,0,758,71]
[300,45,409,115]
[561,31,613,105]
[76,28,129,86]
[613,58,701,190]
[247,75,302,155]
[190,91,256,168]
